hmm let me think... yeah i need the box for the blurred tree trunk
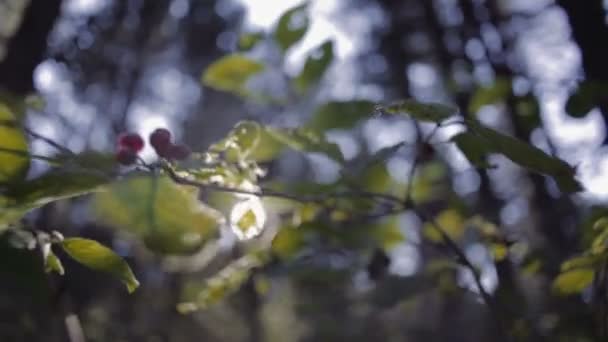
[0,0,62,95]
[558,0,608,142]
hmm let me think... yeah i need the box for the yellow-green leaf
[61,238,139,293]
[177,252,269,312]
[0,103,29,182]
[94,176,224,254]
[552,268,594,295]
[202,54,264,96]
[43,246,65,275]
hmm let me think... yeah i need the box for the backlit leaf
[94,176,224,254]
[552,268,594,295]
[177,252,269,312]
[0,103,29,183]
[202,54,264,96]
[61,238,139,293]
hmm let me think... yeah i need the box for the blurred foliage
[0,1,607,341]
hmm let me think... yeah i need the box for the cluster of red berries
[115,128,191,166]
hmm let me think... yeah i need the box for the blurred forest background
[1,0,608,341]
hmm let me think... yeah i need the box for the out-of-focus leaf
[565,81,608,118]
[266,126,344,162]
[0,103,29,183]
[43,245,65,275]
[561,255,601,272]
[272,225,306,259]
[202,54,264,96]
[8,169,110,207]
[94,176,224,254]
[468,78,511,114]
[382,99,458,123]
[211,121,284,162]
[177,252,269,312]
[552,268,594,295]
[423,209,465,242]
[274,3,309,52]
[452,132,494,168]
[54,150,117,174]
[308,100,375,132]
[293,40,334,93]
[1,169,110,230]
[61,238,139,293]
[460,121,583,193]
[372,216,405,250]
[238,31,265,51]
[229,197,266,240]
[490,243,508,261]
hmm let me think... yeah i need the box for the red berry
[118,133,144,152]
[116,147,138,165]
[168,144,191,160]
[149,128,172,152]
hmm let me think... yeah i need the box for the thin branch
[0,147,59,163]
[414,206,508,341]
[163,165,404,206]
[23,127,74,155]
[0,121,74,155]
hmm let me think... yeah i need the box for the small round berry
[168,144,191,160]
[149,128,172,152]
[118,133,144,152]
[116,148,138,166]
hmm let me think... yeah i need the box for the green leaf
[54,150,117,174]
[61,238,139,293]
[94,176,224,254]
[271,225,306,259]
[565,81,608,118]
[466,121,583,193]
[552,268,594,295]
[452,132,494,168]
[266,126,344,162]
[372,216,405,250]
[8,169,110,207]
[293,40,334,93]
[43,246,65,275]
[238,31,265,51]
[274,3,309,52]
[177,252,269,313]
[468,78,511,114]
[0,169,110,230]
[382,99,458,123]
[308,100,375,132]
[0,103,29,183]
[202,54,264,96]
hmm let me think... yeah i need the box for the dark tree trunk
[558,0,608,142]
[0,0,63,95]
